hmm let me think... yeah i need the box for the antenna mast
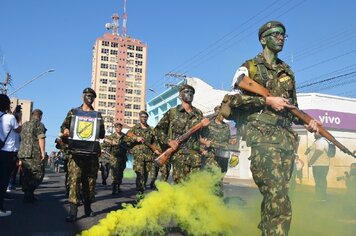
[105,14,120,35]
[122,0,128,37]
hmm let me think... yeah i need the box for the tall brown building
[91,14,147,131]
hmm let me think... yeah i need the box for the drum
[68,109,102,155]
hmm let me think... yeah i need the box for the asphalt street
[1,169,356,236]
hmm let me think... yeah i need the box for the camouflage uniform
[201,119,231,172]
[126,124,157,193]
[102,131,127,191]
[155,105,203,183]
[18,117,46,200]
[228,53,303,236]
[55,139,70,196]
[61,106,105,205]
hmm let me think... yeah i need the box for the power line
[147,0,301,93]
[297,71,356,90]
[294,49,356,73]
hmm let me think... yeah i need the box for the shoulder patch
[279,76,291,83]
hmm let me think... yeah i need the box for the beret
[82,87,97,98]
[258,21,286,39]
[179,84,195,94]
[32,109,43,116]
[139,110,149,117]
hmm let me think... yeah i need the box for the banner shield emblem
[76,119,94,140]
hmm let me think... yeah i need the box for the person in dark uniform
[61,88,105,222]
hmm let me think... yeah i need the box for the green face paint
[263,27,286,53]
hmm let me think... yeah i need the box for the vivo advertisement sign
[303,109,356,131]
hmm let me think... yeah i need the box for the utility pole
[165,72,188,84]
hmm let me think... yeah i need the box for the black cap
[179,84,195,94]
[139,110,149,117]
[82,87,97,98]
[258,21,286,39]
[32,109,43,116]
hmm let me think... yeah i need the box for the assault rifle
[154,115,215,166]
[126,132,161,155]
[236,75,356,158]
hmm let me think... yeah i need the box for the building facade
[91,31,147,132]
[10,98,32,123]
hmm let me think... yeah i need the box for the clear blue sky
[1,0,356,151]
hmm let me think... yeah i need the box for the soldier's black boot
[117,184,122,193]
[112,184,117,195]
[150,181,157,190]
[84,201,95,217]
[23,192,33,203]
[30,191,38,201]
[65,203,78,222]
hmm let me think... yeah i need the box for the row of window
[125,96,141,103]
[125,104,141,110]
[101,48,143,58]
[100,64,143,73]
[101,41,119,47]
[101,56,122,63]
[100,71,118,78]
[126,89,142,95]
[99,85,127,93]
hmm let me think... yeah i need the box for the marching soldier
[200,105,231,173]
[155,84,203,184]
[221,21,319,235]
[126,111,160,196]
[61,87,105,222]
[102,122,128,194]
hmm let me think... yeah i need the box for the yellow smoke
[81,167,241,236]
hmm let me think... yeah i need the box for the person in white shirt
[306,133,331,201]
[0,94,22,217]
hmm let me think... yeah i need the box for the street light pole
[9,69,55,96]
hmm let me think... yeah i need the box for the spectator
[0,94,22,217]
[306,133,332,201]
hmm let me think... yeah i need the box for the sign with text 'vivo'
[304,109,356,132]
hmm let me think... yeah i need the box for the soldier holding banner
[61,87,105,222]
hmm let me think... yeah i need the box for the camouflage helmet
[179,84,195,94]
[258,21,286,39]
[82,87,97,98]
